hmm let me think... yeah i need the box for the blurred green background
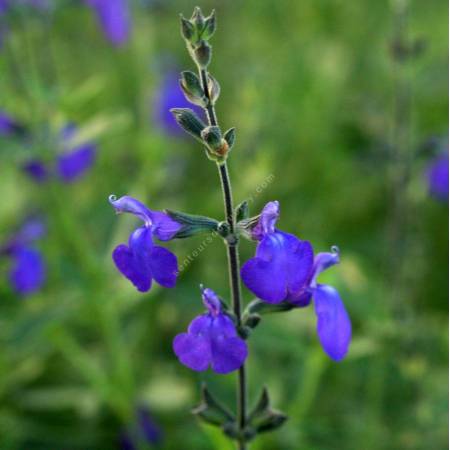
[0,0,448,449]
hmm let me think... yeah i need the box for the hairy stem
[199,67,248,449]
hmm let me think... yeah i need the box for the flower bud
[191,6,206,31]
[170,108,206,142]
[201,126,230,159]
[201,125,222,148]
[180,15,195,42]
[179,71,207,107]
[194,40,212,68]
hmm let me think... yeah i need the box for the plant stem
[198,67,248,449]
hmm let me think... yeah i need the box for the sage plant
[109,8,352,449]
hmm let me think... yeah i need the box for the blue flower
[23,124,97,184]
[86,0,131,47]
[241,201,351,361]
[426,148,449,201]
[241,201,314,304]
[173,288,248,374]
[0,110,26,137]
[119,406,162,450]
[1,219,46,296]
[109,195,182,292]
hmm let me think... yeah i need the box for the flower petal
[150,210,183,241]
[211,336,248,374]
[241,231,313,303]
[9,247,46,295]
[252,201,280,239]
[173,332,211,371]
[57,144,96,182]
[149,245,178,288]
[109,195,153,225]
[310,247,340,287]
[313,284,351,361]
[112,244,152,292]
[202,287,222,316]
[87,0,131,47]
[23,159,49,183]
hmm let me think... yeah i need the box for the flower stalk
[197,46,249,450]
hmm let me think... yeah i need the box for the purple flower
[9,247,46,295]
[0,110,26,137]
[119,406,162,450]
[1,219,46,295]
[241,201,314,304]
[86,0,131,47]
[241,201,351,361]
[22,159,49,183]
[173,288,248,374]
[56,143,96,182]
[23,124,96,184]
[109,195,182,292]
[426,150,449,201]
[153,70,204,136]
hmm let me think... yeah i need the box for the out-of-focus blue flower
[173,287,248,374]
[426,149,449,202]
[1,219,46,296]
[153,70,204,136]
[241,201,351,361]
[0,110,26,136]
[119,406,162,450]
[86,0,131,47]
[23,124,97,184]
[109,195,181,292]
[22,160,49,183]
[9,247,45,295]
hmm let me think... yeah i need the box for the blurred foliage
[0,0,448,449]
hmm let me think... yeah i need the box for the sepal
[247,387,288,434]
[223,128,236,150]
[207,74,221,104]
[245,298,296,317]
[192,383,235,426]
[164,209,219,239]
[180,16,195,41]
[202,10,217,40]
[241,299,296,332]
[235,201,249,222]
[236,216,260,241]
[170,108,206,142]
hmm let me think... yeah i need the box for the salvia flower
[0,110,26,137]
[241,201,351,361]
[86,0,131,47]
[109,195,182,292]
[23,124,96,184]
[173,287,248,374]
[426,149,449,201]
[1,219,46,295]
[119,406,162,450]
[153,70,204,136]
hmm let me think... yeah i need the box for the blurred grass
[0,0,448,449]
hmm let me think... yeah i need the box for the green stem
[199,67,248,449]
